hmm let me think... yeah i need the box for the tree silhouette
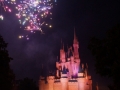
[17,77,38,90]
[0,35,15,90]
[88,24,120,90]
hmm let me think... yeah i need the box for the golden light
[19,36,22,39]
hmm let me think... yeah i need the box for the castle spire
[63,43,64,50]
[61,39,62,49]
[60,39,64,50]
[73,28,78,44]
[73,28,79,59]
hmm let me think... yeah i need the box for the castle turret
[56,69,59,78]
[56,56,60,78]
[66,47,73,73]
[60,56,68,90]
[39,76,45,90]
[60,42,65,61]
[60,77,68,90]
[47,76,55,90]
[39,64,45,90]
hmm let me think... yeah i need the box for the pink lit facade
[39,31,92,90]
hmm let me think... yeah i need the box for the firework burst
[16,0,56,32]
[16,0,57,40]
[0,0,16,20]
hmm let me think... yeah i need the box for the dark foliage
[88,24,120,90]
[0,35,15,90]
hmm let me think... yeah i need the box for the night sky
[0,0,120,90]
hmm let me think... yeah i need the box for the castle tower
[73,29,79,59]
[60,59,68,90]
[56,56,60,78]
[39,76,45,90]
[39,64,45,90]
[77,64,85,90]
[47,76,55,90]
[78,64,84,78]
[60,40,65,61]
[60,77,68,90]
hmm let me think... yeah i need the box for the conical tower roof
[73,28,78,44]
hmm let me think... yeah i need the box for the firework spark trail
[0,0,16,20]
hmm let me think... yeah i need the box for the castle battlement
[68,82,78,84]
[39,30,92,90]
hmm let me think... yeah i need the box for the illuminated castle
[39,30,92,90]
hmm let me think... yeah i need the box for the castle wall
[47,76,55,90]
[54,83,61,90]
[44,84,49,90]
[39,78,92,90]
[78,78,88,90]
[48,83,54,90]
[68,82,78,90]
